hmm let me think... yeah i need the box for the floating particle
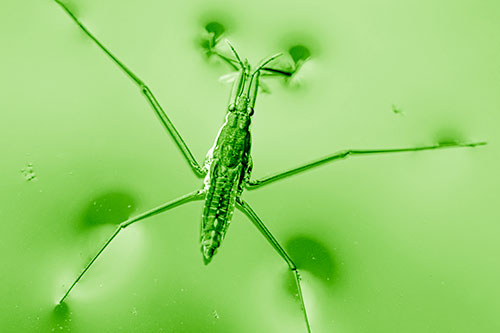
[392,104,404,115]
[21,163,37,181]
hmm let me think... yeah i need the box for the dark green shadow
[286,234,337,286]
[80,190,136,229]
[49,302,72,331]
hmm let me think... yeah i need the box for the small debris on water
[132,307,138,316]
[21,163,37,181]
[392,104,404,115]
[213,310,219,319]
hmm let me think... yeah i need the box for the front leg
[246,141,487,190]
[53,0,206,177]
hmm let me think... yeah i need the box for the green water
[1,0,499,332]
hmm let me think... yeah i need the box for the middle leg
[246,141,487,189]
[52,0,206,177]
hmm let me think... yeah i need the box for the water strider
[53,1,486,331]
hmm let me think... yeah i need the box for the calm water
[1,0,499,332]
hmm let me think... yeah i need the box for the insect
[53,1,486,332]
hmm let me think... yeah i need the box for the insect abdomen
[201,166,240,264]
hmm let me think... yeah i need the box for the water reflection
[80,190,136,229]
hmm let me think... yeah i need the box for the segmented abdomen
[200,165,241,264]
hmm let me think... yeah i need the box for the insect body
[201,111,249,263]
[201,53,278,263]
[53,1,486,332]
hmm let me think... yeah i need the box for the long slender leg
[210,50,239,70]
[236,198,311,333]
[59,190,204,304]
[247,141,487,190]
[261,67,294,77]
[53,0,205,177]
[209,48,293,77]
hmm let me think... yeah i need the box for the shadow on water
[196,9,234,61]
[282,234,339,298]
[49,302,72,331]
[434,127,466,146]
[286,235,337,285]
[198,20,227,56]
[80,190,137,229]
[195,14,315,78]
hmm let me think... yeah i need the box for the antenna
[252,52,283,75]
[226,40,245,69]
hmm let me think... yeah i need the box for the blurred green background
[1,0,499,332]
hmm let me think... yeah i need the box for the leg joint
[340,149,351,158]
